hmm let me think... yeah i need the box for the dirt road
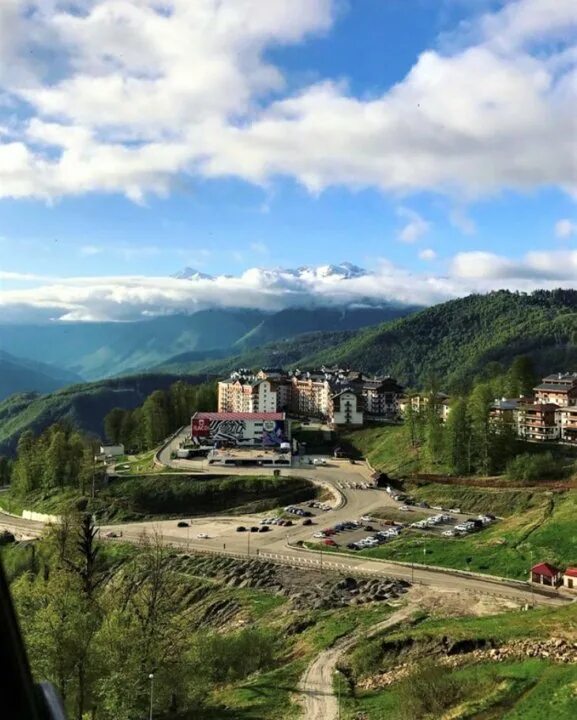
[299,597,418,720]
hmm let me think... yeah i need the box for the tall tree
[507,355,537,397]
[444,398,471,475]
[104,408,126,445]
[468,382,494,475]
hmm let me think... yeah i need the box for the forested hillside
[306,290,577,389]
[0,373,213,455]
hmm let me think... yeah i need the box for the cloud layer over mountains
[3,257,577,323]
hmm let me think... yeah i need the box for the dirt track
[298,596,418,720]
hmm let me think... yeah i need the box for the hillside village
[216,366,577,445]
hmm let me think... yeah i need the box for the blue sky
[0,0,576,321]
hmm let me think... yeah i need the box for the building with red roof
[530,562,562,587]
[562,568,577,590]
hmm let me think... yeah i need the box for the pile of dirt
[177,554,409,609]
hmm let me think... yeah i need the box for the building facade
[330,388,364,426]
[191,412,288,447]
[217,367,404,426]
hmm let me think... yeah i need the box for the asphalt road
[0,452,569,608]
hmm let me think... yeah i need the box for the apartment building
[217,367,404,426]
[399,392,451,422]
[534,373,577,406]
[517,403,560,442]
[218,371,278,414]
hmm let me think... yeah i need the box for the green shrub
[506,452,560,484]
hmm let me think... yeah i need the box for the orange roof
[563,568,577,578]
[531,562,561,577]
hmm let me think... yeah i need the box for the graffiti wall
[191,417,287,446]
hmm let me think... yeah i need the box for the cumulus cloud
[0,0,574,200]
[397,208,431,244]
[555,218,577,239]
[419,249,437,261]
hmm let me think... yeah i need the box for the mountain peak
[172,267,213,281]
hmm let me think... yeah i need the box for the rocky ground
[358,637,577,691]
[173,553,409,609]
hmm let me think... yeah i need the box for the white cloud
[419,249,437,261]
[0,0,574,200]
[4,250,577,322]
[555,218,577,239]
[397,207,431,244]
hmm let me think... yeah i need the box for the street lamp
[148,673,154,720]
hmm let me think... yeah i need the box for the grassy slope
[1,474,317,522]
[335,424,577,578]
[342,599,577,720]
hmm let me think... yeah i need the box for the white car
[442,529,455,537]
[197,533,209,539]
[312,458,327,466]
[313,532,326,538]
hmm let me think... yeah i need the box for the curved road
[299,597,418,720]
[0,434,570,608]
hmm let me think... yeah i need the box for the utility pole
[247,530,251,556]
[529,550,534,607]
[148,673,154,720]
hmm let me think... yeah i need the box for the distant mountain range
[3,289,577,454]
[0,303,416,385]
[170,261,369,282]
[0,351,82,402]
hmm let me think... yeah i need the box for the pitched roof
[563,568,577,578]
[534,383,574,392]
[192,412,285,421]
[531,562,561,577]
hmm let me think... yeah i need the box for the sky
[0,0,576,322]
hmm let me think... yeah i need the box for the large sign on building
[191,412,288,447]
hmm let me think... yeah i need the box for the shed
[562,568,577,590]
[530,562,562,587]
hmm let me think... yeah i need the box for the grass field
[340,659,577,720]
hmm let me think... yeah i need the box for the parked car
[250,526,260,532]
[258,526,270,533]
[346,542,359,550]
[322,539,337,546]
[302,518,313,526]
[177,521,189,528]
[363,525,375,532]
[197,533,209,539]
[104,531,119,538]
[236,526,246,532]
[314,532,326,538]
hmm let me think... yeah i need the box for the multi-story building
[557,406,577,443]
[217,367,404,426]
[534,373,577,406]
[218,371,278,414]
[398,392,451,422]
[517,403,560,442]
[330,388,364,426]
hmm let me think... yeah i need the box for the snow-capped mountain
[172,262,369,282]
[171,267,213,280]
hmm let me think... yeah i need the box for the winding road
[0,429,570,609]
[299,597,418,720]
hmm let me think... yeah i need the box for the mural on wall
[192,417,287,446]
[262,419,286,447]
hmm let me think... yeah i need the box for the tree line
[9,515,276,720]
[404,356,541,476]
[104,380,216,452]
[9,424,98,497]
